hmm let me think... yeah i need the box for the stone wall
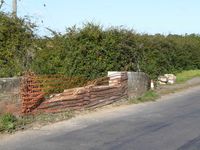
[1,72,150,115]
[127,72,150,98]
[0,77,21,114]
[31,72,128,114]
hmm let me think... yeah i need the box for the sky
[1,0,200,36]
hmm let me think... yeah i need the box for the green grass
[0,110,74,133]
[176,70,200,83]
[129,90,160,104]
[0,113,18,133]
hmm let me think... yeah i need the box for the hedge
[32,24,200,79]
[0,12,200,79]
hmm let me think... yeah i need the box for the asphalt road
[1,86,200,150]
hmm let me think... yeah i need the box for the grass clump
[176,70,200,83]
[129,90,160,104]
[0,113,18,133]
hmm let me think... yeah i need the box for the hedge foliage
[0,12,36,77]
[32,24,200,79]
[1,12,200,79]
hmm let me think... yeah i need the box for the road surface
[1,86,200,150]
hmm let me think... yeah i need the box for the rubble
[158,74,176,85]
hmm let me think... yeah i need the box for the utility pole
[12,0,17,17]
[0,0,4,9]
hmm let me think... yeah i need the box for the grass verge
[28,110,74,125]
[176,70,200,83]
[0,110,74,133]
[129,90,160,104]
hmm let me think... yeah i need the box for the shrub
[0,12,36,77]
[31,24,200,79]
[1,14,200,80]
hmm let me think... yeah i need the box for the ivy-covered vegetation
[1,12,200,79]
